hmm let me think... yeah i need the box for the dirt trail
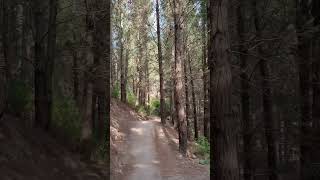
[120,116,209,180]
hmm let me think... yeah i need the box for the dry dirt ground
[110,100,209,180]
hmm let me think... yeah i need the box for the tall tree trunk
[184,53,191,140]
[188,55,198,140]
[253,1,278,179]
[171,36,177,127]
[92,0,110,145]
[202,0,209,140]
[124,47,129,102]
[45,0,57,130]
[296,0,312,178]
[33,0,53,130]
[209,0,240,179]
[81,3,94,140]
[0,0,9,118]
[238,1,253,180]
[120,20,126,103]
[72,47,79,104]
[156,0,165,124]
[173,0,187,156]
[311,0,320,163]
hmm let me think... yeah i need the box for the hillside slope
[0,116,108,180]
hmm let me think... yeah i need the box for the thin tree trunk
[124,47,128,102]
[156,0,165,124]
[253,1,278,179]
[238,1,253,179]
[188,55,198,140]
[202,1,209,139]
[173,0,187,156]
[45,0,57,130]
[0,0,9,118]
[33,0,50,130]
[296,1,313,178]
[184,54,191,140]
[120,21,126,102]
[209,0,240,179]
[311,0,320,164]
[72,48,79,104]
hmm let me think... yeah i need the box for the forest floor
[0,115,109,180]
[111,100,209,180]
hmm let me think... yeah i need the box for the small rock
[191,154,197,159]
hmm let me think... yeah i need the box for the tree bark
[253,1,278,179]
[33,0,56,130]
[209,0,240,179]
[188,55,198,140]
[238,1,253,179]
[156,0,165,124]
[184,53,191,140]
[119,17,126,103]
[173,0,187,156]
[312,0,320,164]
[296,1,313,178]
[202,0,209,140]
[0,0,9,119]
[91,0,110,145]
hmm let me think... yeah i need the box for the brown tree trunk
[156,0,165,124]
[34,0,56,130]
[91,0,110,144]
[311,1,320,166]
[296,1,313,178]
[202,1,209,139]
[238,1,253,180]
[81,1,94,140]
[253,1,278,179]
[0,0,9,118]
[184,53,191,140]
[72,47,79,104]
[124,47,128,102]
[188,55,198,140]
[119,21,126,103]
[209,0,240,179]
[173,0,187,156]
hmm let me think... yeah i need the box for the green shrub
[150,99,161,116]
[196,136,210,160]
[52,96,81,142]
[127,91,137,107]
[112,83,120,99]
[149,99,171,117]
[8,80,32,115]
[137,105,148,116]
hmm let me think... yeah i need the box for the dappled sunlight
[152,160,160,164]
[130,127,144,135]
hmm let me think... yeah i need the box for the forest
[1,0,320,180]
